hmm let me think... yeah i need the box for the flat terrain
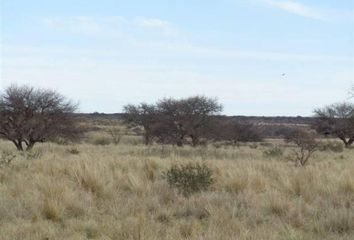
[0,135,353,239]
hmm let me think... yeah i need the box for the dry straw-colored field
[0,132,353,240]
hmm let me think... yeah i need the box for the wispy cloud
[134,17,170,29]
[42,16,178,37]
[260,0,325,20]
[133,17,178,36]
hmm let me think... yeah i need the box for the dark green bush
[163,163,214,197]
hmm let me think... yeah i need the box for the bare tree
[284,129,318,167]
[314,102,354,147]
[0,85,81,151]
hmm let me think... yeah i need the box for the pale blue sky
[1,0,353,116]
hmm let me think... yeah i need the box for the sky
[0,0,353,116]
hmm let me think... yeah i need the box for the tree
[178,96,223,146]
[284,129,318,167]
[0,85,81,151]
[156,96,222,146]
[314,103,354,147]
[123,96,223,146]
[123,103,157,145]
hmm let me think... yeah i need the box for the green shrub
[263,147,284,158]
[163,163,214,197]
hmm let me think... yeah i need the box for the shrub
[284,129,318,166]
[163,163,214,196]
[318,141,344,152]
[249,143,258,149]
[260,142,274,147]
[263,147,284,158]
[107,127,123,145]
[93,137,111,146]
[211,121,263,144]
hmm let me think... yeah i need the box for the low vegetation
[0,139,353,240]
[163,163,214,197]
[0,85,353,239]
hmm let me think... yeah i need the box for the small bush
[249,143,258,149]
[107,127,123,145]
[284,129,318,166]
[163,163,214,197]
[260,142,274,147]
[93,137,111,146]
[263,147,283,158]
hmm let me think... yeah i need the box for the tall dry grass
[0,138,353,240]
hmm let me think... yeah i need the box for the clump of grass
[0,150,16,167]
[249,143,258,149]
[42,198,62,221]
[163,163,214,197]
[320,209,354,234]
[23,149,43,160]
[264,192,290,217]
[224,173,249,194]
[263,146,283,158]
[318,141,344,153]
[67,147,80,155]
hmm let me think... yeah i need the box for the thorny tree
[123,103,158,145]
[314,102,354,147]
[284,129,318,166]
[0,85,81,151]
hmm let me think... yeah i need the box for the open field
[0,131,353,240]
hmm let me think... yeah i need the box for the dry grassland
[0,135,353,240]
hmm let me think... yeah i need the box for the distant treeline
[80,113,315,125]
[79,113,314,139]
[1,85,353,151]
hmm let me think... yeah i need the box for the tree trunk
[338,136,351,148]
[176,136,184,147]
[143,134,150,145]
[191,135,199,147]
[12,140,24,151]
[347,137,354,147]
